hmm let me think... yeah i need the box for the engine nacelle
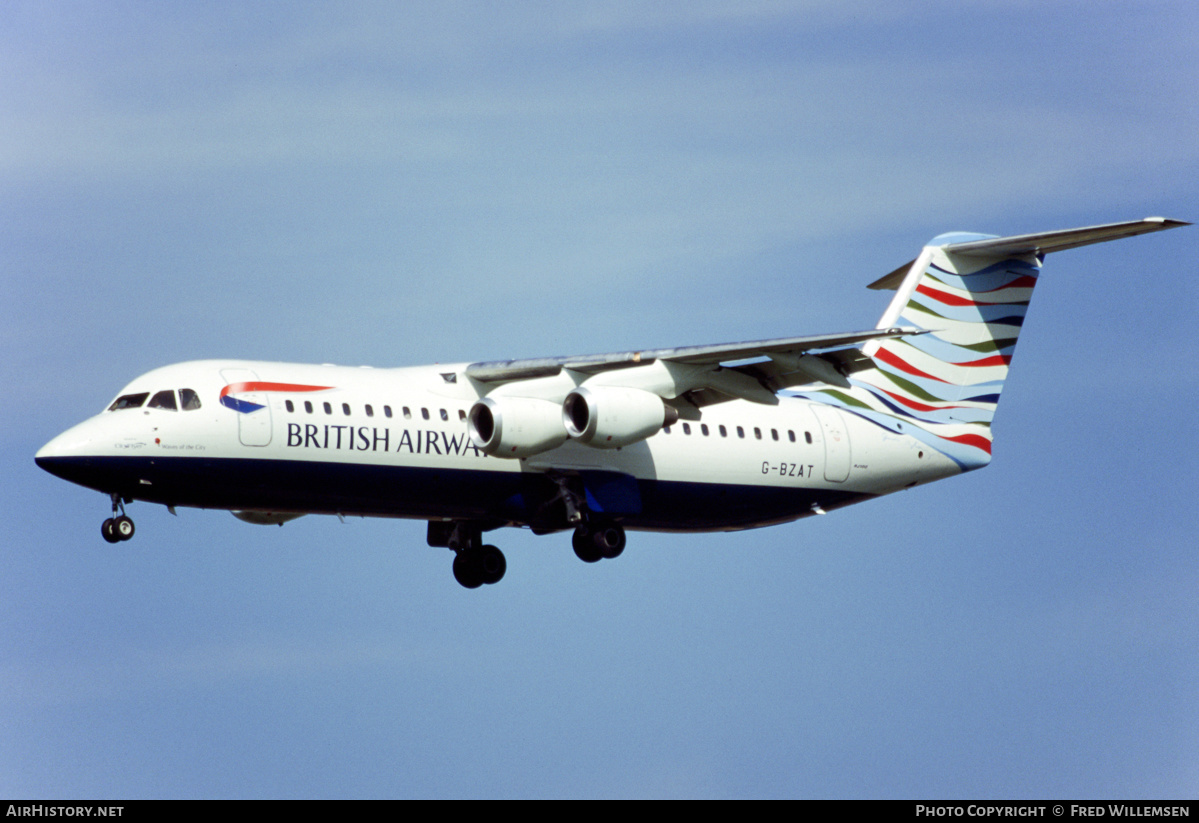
[468,396,568,458]
[562,386,678,449]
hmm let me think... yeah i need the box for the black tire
[478,544,506,585]
[572,528,602,563]
[101,518,121,544]
[594,524,626,559]
[114,515,135,541]
[452,552,484,589]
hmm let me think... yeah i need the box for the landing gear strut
[430,522,507,589]
[101,493,135,543]
[546,474,627,564]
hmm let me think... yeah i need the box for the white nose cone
[35,418,107,489]
[35,421,94,462]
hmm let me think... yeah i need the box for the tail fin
[815,218,1187,470]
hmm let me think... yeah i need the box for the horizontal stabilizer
[944,217,1189,258]
[869,217,1189,290]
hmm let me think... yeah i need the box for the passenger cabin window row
[663,422,813,444]
[282,400,466,423]
[109,389,201,412]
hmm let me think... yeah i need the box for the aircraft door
[811,405,851,483]
[219,368,273,447]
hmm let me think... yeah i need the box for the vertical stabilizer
[857,237,1040,468]
[802,218,1188,470]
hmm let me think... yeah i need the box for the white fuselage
[36,359,960,534]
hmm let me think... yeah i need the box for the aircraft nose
[36,426,89,460]
[35,422,96,480]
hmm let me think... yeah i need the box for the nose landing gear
[101,494,135,543]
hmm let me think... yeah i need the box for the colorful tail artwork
[799,218,1187,470]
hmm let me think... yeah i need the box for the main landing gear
[428,522,507,589]
[549,474,626,565]
[571,520,626,564]
[452,545,506,589]
[101,493,135,543]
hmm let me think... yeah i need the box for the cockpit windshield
[148,390,177,411]
[108,388,201,412]
[108,392,149,411]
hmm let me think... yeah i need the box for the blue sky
[3,1,1197,798]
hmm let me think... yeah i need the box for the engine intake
[562,386,678,449]
[468,396,567,458]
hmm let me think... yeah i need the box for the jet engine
[468,396,568,458]
[562,386,678,449]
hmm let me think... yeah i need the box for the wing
[465,326,921,406]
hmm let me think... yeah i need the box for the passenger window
[403,407,412,419]
[771,429,779,441]
[440,408,448,421]
[385,406,393,419]
[719,425,727,437]
[365,404,374,417]
[701,424,709,436]
[179,389,202,410]
[285,400,295,413]
[304,401,313,414]
[663,426,671,434]
[682,423,691,435]
[788,430,796,443]
[754,427,762,440]
[458,409,466,421]
[323,402,332,415]
[342,403,351,416]
[737,426,745,438]
[108,393,149,411]
[148,390,177,411]
[805,431,813,444]
[422,408,430,420]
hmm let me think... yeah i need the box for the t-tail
[807,218,1188,471]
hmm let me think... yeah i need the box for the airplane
[35,217,1187,588]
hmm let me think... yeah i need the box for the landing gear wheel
[444,522,508,588]
[103,494,134,543]
[453,552,484,589]
[572,528,603,563]
[593,523,625,559]
[478,544,506,585]
[113,515,135,541]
